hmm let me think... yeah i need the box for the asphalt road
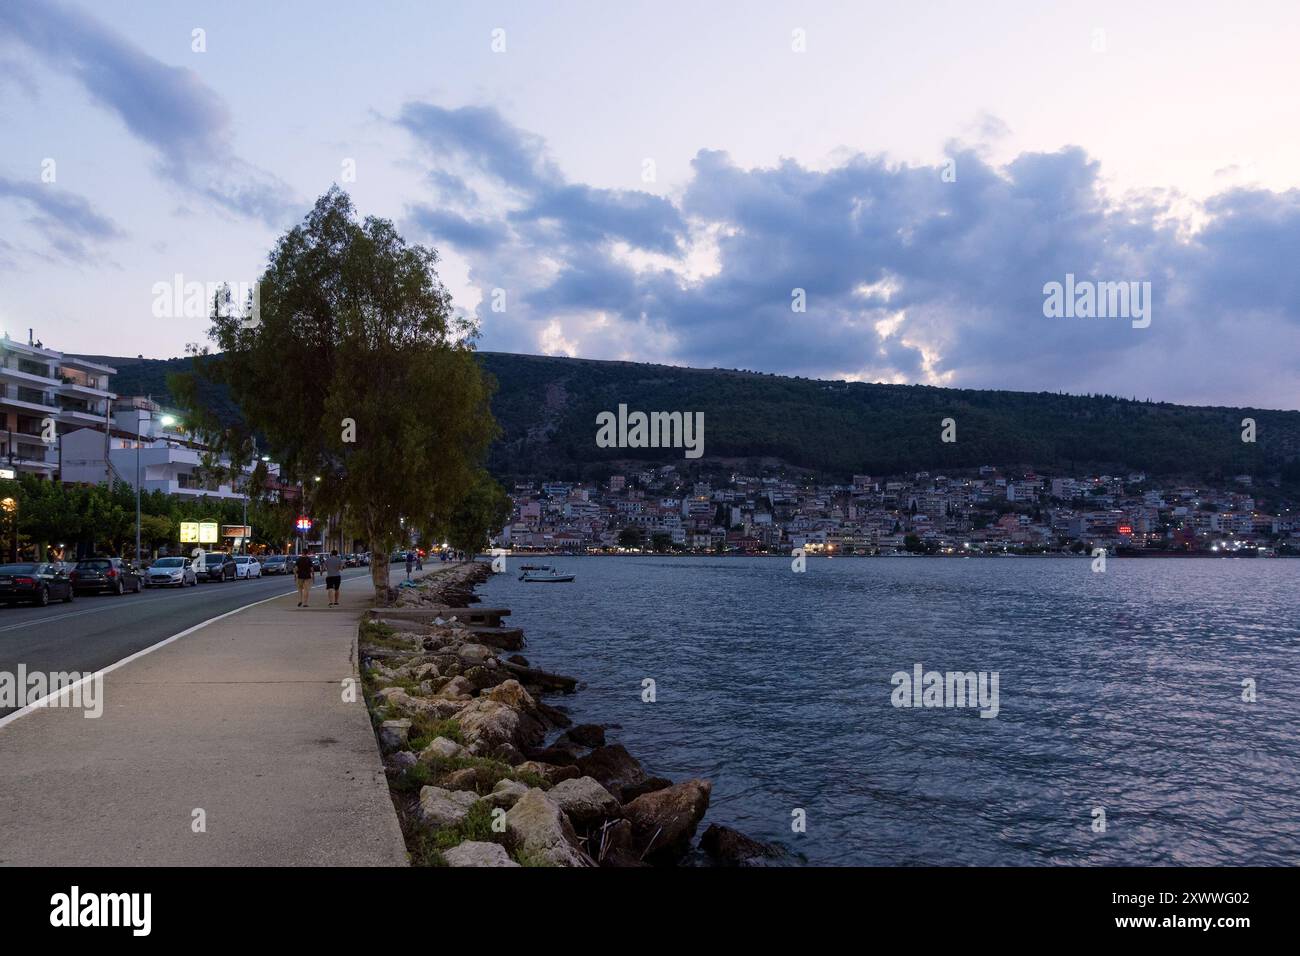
[0,566,385,718]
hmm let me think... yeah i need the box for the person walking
[295,551,315,607]
[405,550,415,581]
[324,549,343,606]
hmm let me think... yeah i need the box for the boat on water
[519,571,576,583]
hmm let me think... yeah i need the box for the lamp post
[135,409,176,563]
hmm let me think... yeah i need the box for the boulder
[515,761,581,786]
[435,675,474,700]
[443,766,496,793]
[593,818,646,867]
[548,776,622,829]
[622,776,673,801]
[504,789,590,867]
[375,688,438,717]
[576,745,648,801]
[557,724,606,748]
[389,750,417,771]
[527,744,584,766]
[699,824,788,866]
[488,778,530,809]
[455,681,547,752]
[443,841,519,868]
[486,679,535,710]
[419,736,463,761]
[377,719,411,752]
[623,779,712,863]
[457,643,496,666]
[416,786,479,829]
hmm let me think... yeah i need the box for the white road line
[0,572,375,731]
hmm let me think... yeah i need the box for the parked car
[199,552,237,582]
[70,557,142,595]
[261,555,291,575]
[233,555,262,579]
[0,562,75,606]
[145,556,198,588]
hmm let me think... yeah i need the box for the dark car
[261,555,291,575]
[70,557,142,595]
[0,562,75,606]
[200,552,237,582]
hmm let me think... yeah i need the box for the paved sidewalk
[0,564,453,866]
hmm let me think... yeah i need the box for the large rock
[486,679,536,710]
[455,680,547,753]
[375,688,439,718]
[416,786,479,829]
[435,675,474,701]
[504,789,590,867]
[576,745,648,801]
[488,778,530,809]
[377,719,411,752]
[556,724,606,749]
[699,824,788,866]
[443,841,519,868]
[419,736,464,761]
[623,779,712,863]
[594,818,647,867]
[457,643,496,666]
[548,776,621,829]
[515,761,581,786]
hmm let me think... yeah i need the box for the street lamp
[136,410,176,564]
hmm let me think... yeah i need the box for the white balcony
[0,365,59,388]
[56,381,114,400]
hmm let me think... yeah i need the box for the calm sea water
[481,556,1299,866]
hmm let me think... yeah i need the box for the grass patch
[407,714,464,752]
[409,801,503,867]
[358,619,420,651]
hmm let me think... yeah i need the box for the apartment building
[0,331,116,478]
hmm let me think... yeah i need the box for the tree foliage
[171,188,498,596]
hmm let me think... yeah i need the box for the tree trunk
[369,534,389,602]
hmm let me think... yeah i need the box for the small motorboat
[519,571,575,583]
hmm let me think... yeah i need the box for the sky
[1,0,1298,409]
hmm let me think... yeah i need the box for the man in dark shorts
[324,549,343,606]
[295,551,315,607]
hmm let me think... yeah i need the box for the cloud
[0,174,124,265]
[396,101,1298,408]
[0,0,294,226]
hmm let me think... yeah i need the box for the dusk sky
[2,0,1298,408]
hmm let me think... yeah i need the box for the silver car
[145,556,198,588]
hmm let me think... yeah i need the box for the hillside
[77,351,1300,484]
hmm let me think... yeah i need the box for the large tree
[172,188,499,597]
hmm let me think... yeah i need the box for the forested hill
[80,351,1300,484]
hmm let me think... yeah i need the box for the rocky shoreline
[358,561,782,867]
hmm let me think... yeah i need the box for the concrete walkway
[0,564,452,866]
